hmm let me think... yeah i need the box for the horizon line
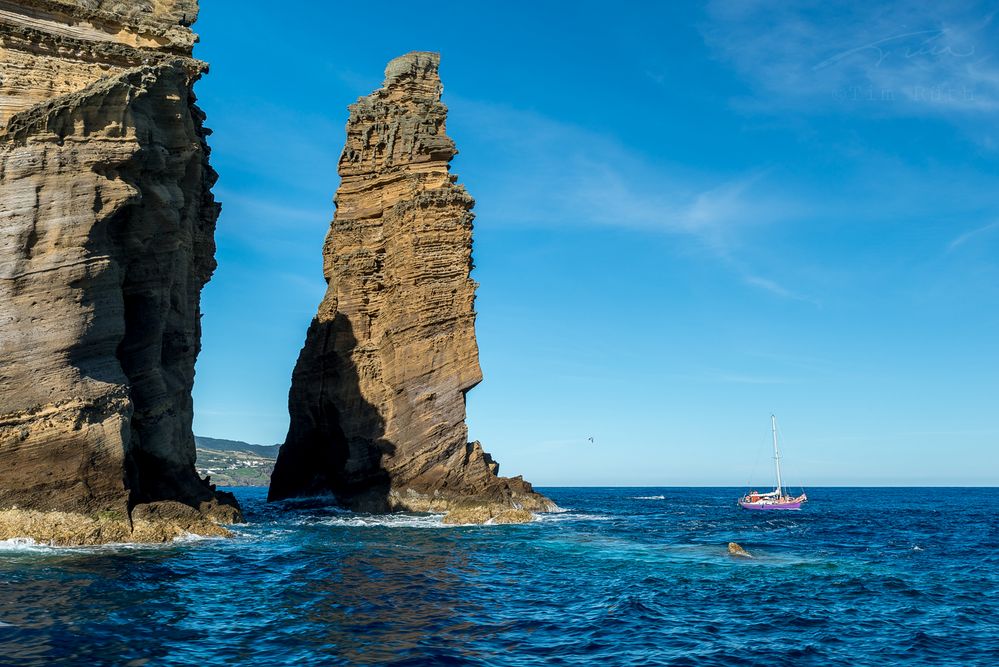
[222,484,999,489]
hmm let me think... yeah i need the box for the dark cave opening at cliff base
[268,312,395,510]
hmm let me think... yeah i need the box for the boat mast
[771,414,783,496]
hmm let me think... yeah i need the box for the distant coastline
[195,436,278,487]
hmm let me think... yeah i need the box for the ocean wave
[300,508,584,528]
[533,511,612,523]
[312,513,554,528]
[0,537,124,554]
[171,532,225,544]
[0,537,49,552]
[631,495,665,500]
[314,513,451,529]
[0,533,223,554]
[269,493,339,510]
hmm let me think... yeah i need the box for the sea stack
[269,52,553,523]
[0,0,241,544]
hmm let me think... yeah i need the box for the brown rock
[442,505,535,525]
[269,52,553,523]
[728,542,753,558]
[0,0,241,544]
[0,502,234,547]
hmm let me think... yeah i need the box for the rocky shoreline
[0,499,241,547]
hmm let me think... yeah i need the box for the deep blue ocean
[1,487,997,666]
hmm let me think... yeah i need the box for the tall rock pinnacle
[269,52,553,523]
[0,0,241,544]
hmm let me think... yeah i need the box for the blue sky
[191,1,999,486]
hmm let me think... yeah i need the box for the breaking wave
[0,537,47,552]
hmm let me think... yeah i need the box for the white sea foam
[0,537,116,553]
[0,533,224,554]
[631,495,665,500]
[0,537,48,552]
[230,526,294,540]
[171,532,224,544]
[534,511,612,523]
[309,508,596,528]
[314,513,451,529]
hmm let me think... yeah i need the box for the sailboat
[738,415,807,511]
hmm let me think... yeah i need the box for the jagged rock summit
[0,0,241,544]
[269,52,554,523]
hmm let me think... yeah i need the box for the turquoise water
[1,487,997,665]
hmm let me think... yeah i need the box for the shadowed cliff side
[269,52,554,523]
[0,0,241,545]
[269,313,393,511]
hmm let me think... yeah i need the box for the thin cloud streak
[703,1,999,118]
[948,220,999,250]
[714,373,798,385]
[661,370,800,385]
[217,189,331,226]
[743,274,820,305]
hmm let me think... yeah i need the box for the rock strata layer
[0,0,240,544]
[269,52,553,523]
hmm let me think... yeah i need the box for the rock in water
[268,52,554,523]
[0,0,241,544]
[728,542,753,558]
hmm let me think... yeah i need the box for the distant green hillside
[195,436,280,487]
[195,436,281,458]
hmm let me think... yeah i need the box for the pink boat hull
[738,500,802,510]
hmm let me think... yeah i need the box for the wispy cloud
[196,408,286,418]
[217,189,331,226]
[713,373,797,385]
[450,98,798,236]
[703,1,999,118]
[645,69,667,85]
[743,274,793,297]
[663,369,799,384]
[448,97,812,300]
[948,220,999,250]
[742,274,817,304]
[212,188,331,265]
[532,438,598,449]
[208,102,342,192]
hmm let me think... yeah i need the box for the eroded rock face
[269,52,553,523]
[0,0,240,544]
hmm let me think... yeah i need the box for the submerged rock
[441,505,535,526]
[269,52,553,523]
[0,0,240,544]
[728,542,753,558]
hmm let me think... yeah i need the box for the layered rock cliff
[268,52,553,523]
[0,0,240,544]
